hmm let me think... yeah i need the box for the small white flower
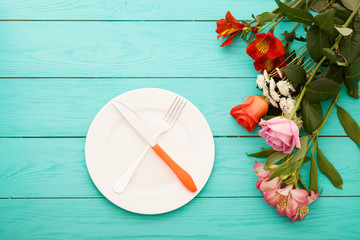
[283,107,292,117]
[269,97,278,108]
[269,78,276,91]
[263,84,270,99]
[270,91,280,102]
[277,80,290,97]
[287,97,296,110]
[279,97,287,110]
[263,70,270,82]
[256,74,266,89]
[276,67,283,78]
[289,84,296,92]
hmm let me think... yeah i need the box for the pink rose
[259,117,301,154]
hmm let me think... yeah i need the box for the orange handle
[152,144,197,192]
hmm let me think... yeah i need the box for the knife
[112,101,197,192]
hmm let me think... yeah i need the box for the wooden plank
[0,197,359,239]
[0,79,358,137]
[0,0,277,20]
[0,21,305,78]
[0,138,358,198]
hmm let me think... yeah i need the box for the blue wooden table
[0,1,359,239]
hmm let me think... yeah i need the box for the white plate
[85,88,215,214]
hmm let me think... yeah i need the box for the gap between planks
[0,136,349,139]
[1,196,359,200]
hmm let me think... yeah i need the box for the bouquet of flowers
[216,0,360,222]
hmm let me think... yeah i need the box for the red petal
[220,34,236,47]
[267,37,285,59]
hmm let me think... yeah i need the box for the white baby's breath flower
[269,78,276,91]
[262,84,270,99]
[256,74,265,89]
[276,67,283,78]
[283,107,292,118]
[270,90,280,102]
[289,84,296,92]
[277,80,290,97]
[279,97,287,110]
[287,97,296,110]
[263,70,270,82]
[269,97,278,108]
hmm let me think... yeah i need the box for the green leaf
[268,159,302,181]
[309,0,328,13]
[333,4,352,21]
[303,155,312,164]
[337,105,360,147]
[255,12,279,25]
[341,0,360,11]
[347,85,359,99]
[265,151,287,168]
[334,24,353,36]
[344,56,360,90]
[301,98,323,134]
[291,135,310,162]
[275,0,314,25]
[314,8,336,35]
[322,48,336,62]
[317,147,343,189]
[283,65,307,85]
[339,32,360,65]
[323,64,344,84]
[248,148,276,158]
[309,139,319,193]
[306,25,331,61]
[305,78,342,102]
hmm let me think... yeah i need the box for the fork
[113,96,187,194]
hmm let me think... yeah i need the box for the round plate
[85,88,215,214]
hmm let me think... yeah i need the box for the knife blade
[112,101,197,193]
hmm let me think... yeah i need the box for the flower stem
[270,16,285,31]
[312,87,342,135]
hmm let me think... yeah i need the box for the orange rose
[230,95,269,132]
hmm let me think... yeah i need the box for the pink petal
[276,184,293,196]
[308,191,320,204]
[259,177,281,193]
[264,188,280,206]
[290,189,309,205]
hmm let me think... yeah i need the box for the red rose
[216,11,244,47]
[246,30,285,60]
[230,95,269,132]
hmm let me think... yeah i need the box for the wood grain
[0,0,277,20]
[0,197,359,239]
[0,21,305,78]
[0,79,358,137]
[0,138,358,198]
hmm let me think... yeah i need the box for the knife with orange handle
[112,101,197,192]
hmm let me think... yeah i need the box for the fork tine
[168,98,187,126]
[165,97,182,122]
[163,96,179,121]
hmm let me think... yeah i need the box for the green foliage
[265,151,287,168]
[344,56,360,90]
[301,99,323,134]
[337,105,360,147]
[283,65,307,85]
[323,64,344,84]
[309,140,319,193]
[306,25,331,61]
[275,0,314,25]
[317,147,343,189]
[247,148,276,158]
[314,8,336,35]
[339,32,360,65]
[254,12,279,25]
[305,78,342,102]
